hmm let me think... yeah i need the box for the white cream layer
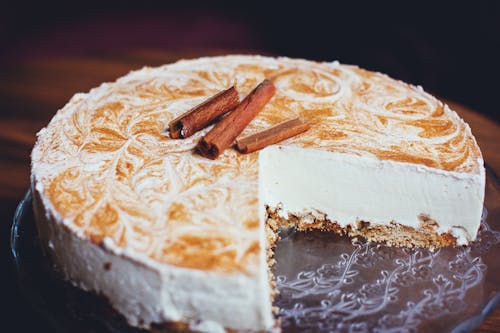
[259,145,485,245]
[32,176,274,333]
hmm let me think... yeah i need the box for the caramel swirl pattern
[31,55,483,274]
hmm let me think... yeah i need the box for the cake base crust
[266,207,458,251]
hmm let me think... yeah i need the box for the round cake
[31,55,485,332]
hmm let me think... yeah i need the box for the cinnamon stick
[168,86,239,139]
[235,118,311,154]
[197,79,276,159]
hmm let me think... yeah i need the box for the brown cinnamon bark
[235,117,311,153]
[196,79,276,159]
[168,86,239,139]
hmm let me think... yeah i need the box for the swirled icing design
[31,55,483,274]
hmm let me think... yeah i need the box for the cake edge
[31,175,276,333]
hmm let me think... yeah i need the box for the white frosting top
[31,55,484,275]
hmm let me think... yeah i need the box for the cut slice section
[260,145,485,247]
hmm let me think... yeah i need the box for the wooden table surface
[1,50,499,332]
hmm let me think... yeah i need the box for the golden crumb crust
[266,208,457,250]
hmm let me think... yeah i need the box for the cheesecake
[31,55,485,332]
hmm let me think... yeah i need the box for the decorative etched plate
[11,166,500,333]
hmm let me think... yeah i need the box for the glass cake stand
[11,166,500,333]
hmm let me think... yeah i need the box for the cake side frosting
[31,179,273,332]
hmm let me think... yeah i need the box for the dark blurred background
[1,1,499,332]
[1,0,499,119]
